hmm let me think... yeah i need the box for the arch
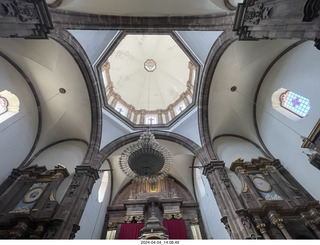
[198,30,237,160]
[24,138,88,167]
[0,90,19,123]
[111,175,195,206]
[212,134,271,158]
[48,28,103,166]
[98,130,207,167]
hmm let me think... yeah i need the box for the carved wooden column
[203,160,259,239]
[268,211,292,239]
[44,165,99,239]
[301,210,320,238]
[253,215,270,239]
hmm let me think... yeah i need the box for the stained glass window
[146,115,157,125]
[272,88,311,121]
[175,102,185,115]
[115,103,127,116]
[0,96,8,115]
[280,90,310,118]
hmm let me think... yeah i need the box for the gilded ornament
[242,183,248,193]
[163,214,173,220]
[189,217,199,225]
[49,191,55,202]
[124,216,133,223]
[135,215,144,223]
[108,222,118,228]
[173,213,182,219]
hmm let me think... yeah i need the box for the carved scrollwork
[67,185,77,195]
[124,215,134,223]
[43,219,63,239]
[108,222,118,228]
[303,0,320,22]
[272,218,285,229]
[135,215,144,223]
[218,168,231,187]
[163,214,173,220]
[189,217,199,225]
[221,216,232,236]
[173,213,182,219]
[244,3,272,25]
[0,0,39,22]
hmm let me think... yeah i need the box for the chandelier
[119,131,172,183]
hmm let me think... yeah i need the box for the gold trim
[243,183,248,193]
[23,187,44,204]
[49,191,55,202]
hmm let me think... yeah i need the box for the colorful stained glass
[115,103,127,116]
[146,115,157,125]
[175,102,185,115]
[0,96,8,115]
[281,91,310,118]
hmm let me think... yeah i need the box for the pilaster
[203,160,259,239]
[44,165,99,239]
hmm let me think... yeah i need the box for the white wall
[76,160,112,239]
[214,137,265,168]
[194,160,230,239]
[0,56,38,184]
[257,41,320,200]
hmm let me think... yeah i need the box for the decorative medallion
[144,59,156,72]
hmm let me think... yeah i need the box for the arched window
[0,96,8,115]
[98,171,109,203]
[272,88,310,121]
[0,90,20,123]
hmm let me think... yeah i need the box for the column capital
[202,160,225,176]
[74,165,99,181]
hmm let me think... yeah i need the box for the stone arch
[198,30,237,161]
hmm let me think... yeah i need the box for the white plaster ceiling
[53,0,230,16]
[107,34,190,110]
[0,38,91,156]
[208,39,299,145]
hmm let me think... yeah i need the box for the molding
[212,134,271,158]
[98,130,207,167]
[198,30,237,161]
[23,138,88,168]
[47,0,64,9]
[224,0,237,11]
[49,8,235,31]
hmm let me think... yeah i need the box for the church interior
[0,0,320,240]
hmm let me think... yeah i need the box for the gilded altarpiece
[102,176,205,239]
[230,157,320,239]
[0,164,69,238]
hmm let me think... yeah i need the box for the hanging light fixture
[119,131,172,183]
